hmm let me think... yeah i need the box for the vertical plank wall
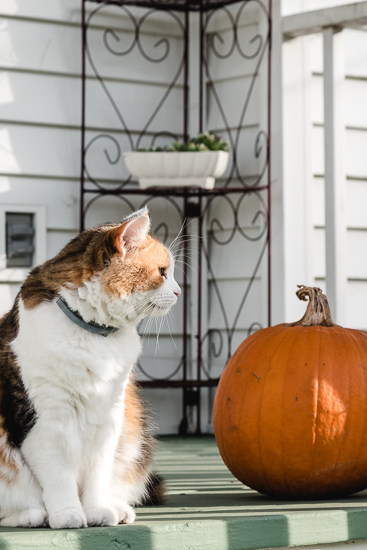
[282,24,367,329]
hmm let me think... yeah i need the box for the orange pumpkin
[213,286,367,499]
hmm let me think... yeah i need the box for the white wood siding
[0,2,83,301]
[283,25,367,329]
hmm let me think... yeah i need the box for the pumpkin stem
[287,285,335,327]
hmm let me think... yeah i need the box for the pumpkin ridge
[301,327,365,496]
[215,325,283,490]
[312,329,343,494]
[345,329,367,481]
[309,327,340,491]
[213,330,267,472]
[259,325,299,495]
[325,328,367,494]
[245,325,295,494]
[329,329,352,490]
[214,357,235,473]
[279,325,305,496]
[253,333,274,494]
[216,327,276,485]
[310,331,321,479]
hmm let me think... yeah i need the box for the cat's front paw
[115,502,136,524]
[85,507,119,527]
[19,507,48,528]
[49,507,87,529]
[0,507,47,528]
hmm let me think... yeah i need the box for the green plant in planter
[138,131,228,153]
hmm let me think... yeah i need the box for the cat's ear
[110,208,151,254]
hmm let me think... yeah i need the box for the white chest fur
[12,299,142,443]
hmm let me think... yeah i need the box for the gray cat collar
[56,297,119,337]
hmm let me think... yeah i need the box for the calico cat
[0,208,180,529]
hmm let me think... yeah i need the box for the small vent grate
[6,213,35,268]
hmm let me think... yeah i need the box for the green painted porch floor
[2,437,367,550]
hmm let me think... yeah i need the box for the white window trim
[0,204,46,283]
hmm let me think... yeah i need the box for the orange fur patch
[113,376,155,488]
[102,236,170,297]
[0,420,19,482]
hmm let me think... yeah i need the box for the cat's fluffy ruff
[0,208,180,528]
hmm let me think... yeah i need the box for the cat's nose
[174,284,181,298]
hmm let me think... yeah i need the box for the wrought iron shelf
[83,185,270,197]
[85,0,249,12]
[81,0,272,434]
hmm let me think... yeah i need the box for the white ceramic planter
[123,150,229,190]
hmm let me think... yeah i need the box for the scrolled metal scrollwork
[137,10,176,63]
[197,188,269,374]
[84,134,131,193]
[203,194,237,246]
[235,0,269,59]
[205,7,236,59]
[83,1,186,192]
[203,0,270,189]
[247,322,263,336]
[83,193,136,226]
[81,0,272,433]
[237,190,268,241]
[103,26,137,57]
[136,357,184,382]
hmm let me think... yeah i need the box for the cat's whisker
[171,246,202,262]
[174,258,197,267]
[169,236,206,256]
[174,259,199,273]
[121,295,152,316]
[170,235,204,249]
[166,311,177,350]
[143,310,156,339]
[154,319,160,356]
[137,304,155,328]
[123,302,153,332]
[142,317,152,340]
[168,218,199,253]
[168,220,186,251]
[172,264,185,278]
[171,233,205,244]
[114,296,153,325]
[154,315,166,356]
[148,316,157,341]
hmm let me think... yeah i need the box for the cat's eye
[159,267,166,277]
